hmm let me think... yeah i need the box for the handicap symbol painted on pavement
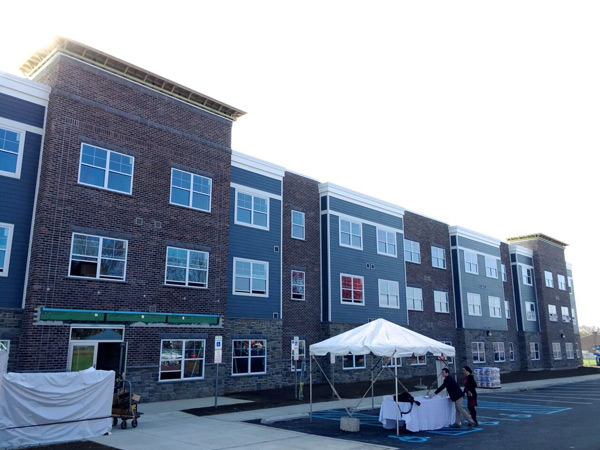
[388,435,430,443]
[499,413,532,418]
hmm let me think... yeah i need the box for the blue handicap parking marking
[427,427,482,436]
[311,409,382,427]
[478,420,499,426]
[388,435,430,443]
[477,400,571,415]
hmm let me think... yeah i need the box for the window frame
[434,290,449,313]
[441,341,454,364]
[472,342,485,363]
[410,355,427,366]
[505,300,511,319]
[169,168,212,212]
[159,339,206,381]
[406,286,423,311]
[467,292,482,316]
[561,306,570,322]
[509,342,515,361]
[485,256,499,279]
[339,218,363,250]
[522,266,533,286]
[544,270,554,288]
[68,233,128,281]
[340,273,365,305]
[404,239,421,264]
[464,251,478,274]
[552,342,562,360]
[530,342,540,360]
[164,246,209,289]
[78,143,134,195]
[232,339,267,376]
[234,190,269,230]
[291,210,305,240]
[557,274,566,290]
[493,341,506,362]
[431,246,446,269]
[525,301,537,321]
[343,354,366,370]
[383,356,402,368]
[565,343,574,360]
[376,228,397,257]
[488,296,502,318]
[548,304,558,321]
[0,223,15,277]
[233,258,269,297]
[0,124,25,179]
[378,279,400,309]
[501,264,507,282]
[291,270,306,301]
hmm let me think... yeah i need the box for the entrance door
[68,326,125,372]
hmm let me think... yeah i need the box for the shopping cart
[112,377,142,429]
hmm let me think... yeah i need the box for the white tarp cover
[0,368,114,448]
[309,318,455,358]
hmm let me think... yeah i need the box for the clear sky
[2,1,598,327]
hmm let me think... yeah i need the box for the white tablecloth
[379,395,456,432]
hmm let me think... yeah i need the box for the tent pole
[371,361,374,410]
[395,360,399,436]
[309,355,313,422]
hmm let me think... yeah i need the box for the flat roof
[19,36,246,121]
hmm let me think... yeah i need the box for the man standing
[433,368,476,427]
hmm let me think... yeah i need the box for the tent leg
[371,364,374,410]
[309,356,313,422]
[395,362,399,436]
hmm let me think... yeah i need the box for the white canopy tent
[308,318,455,434]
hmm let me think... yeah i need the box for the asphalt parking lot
[253,378,600,450]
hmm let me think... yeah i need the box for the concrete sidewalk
[89,373,600,450]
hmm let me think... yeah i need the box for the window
[565,343,574,360]
[525,301,536,321]
[378,279,400,308]
[509,342,515,361]
[0,126,24,178]
[377,228,397,257]
[544,271,554,288]
[159,339,205,381]
[548,304,557,321]
[441,341,454,364]
[568,277,573,294]
[406,287,423,311]
[472,342,485,363]
[575,342,580,358]
[557,274,566,290]
[505,300,511,319]
[383,356,402,368]
[291,270,305,301]
[431,246,446,269]
[464,251,478,274]
[0,223,14,277]
[522,266,533,285]
[78,143,133,194]
[69,233,127,280]
[165,247,208,288]
[235,191,268,229]
[467,293,482,316]
[291,339,306,371]
[340,218,362,249]
[233,258,268,296]
[404,240,421,263]
[170,169,212,212]
[561,306,570,322]
[410,355,426,366]
[485,256,498,278]
[488,296,502,318]
[291,210,305,240]
[0,340,8,373]
[343,354,365,370]
[552,342,562,360]
[493,342,506,362]
[341,274,364,305]
[501,264,507,282]
[232,339,266,375]
[530,342,540,360]
[572,308,577,326]
[434,291,449,313]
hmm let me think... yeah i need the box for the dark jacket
[434,374,464,402]
[463,374,477,400]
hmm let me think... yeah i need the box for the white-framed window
[377,228,397,257]
[544,270,554,288]
[467,293,482,316]
[472,342,485,363]
[552,342,562,360]
[410,355,426,366]
[291,339,306,371]
[431,246,446,269]
[232,339,267,375]
[434,290,449,313]
[159,339,205,381]
[0,223,15,277]
[291,270,305,301]
[406,287,423,311]
[291,210,305,240]
[501,264,507,282]
[485,256,498,279]
[488,296,502,318]
[509,342,515,361]
[441,341,454,364]
[561,306,570,322]
[493,342,506,362]
[565,343,574,360]
[235,191,269,229]
[233,258,268,297]
[505,300,511,319]
[522,266,533,286]
[572,308,577,326]
[568,277,573,294]
[69,233,127,280]
[170,168,212,212]
[557,274,566,290]
[530,342,540,360]
[548,304,557,321]
[339,218,362,249]
[378,279,400,309]
[343,354,366,370]
[404,239,421,263]
[464,251,478,274]
[341,274,364,305]
[575,342,580,358]
[525,301,536,321]
[165,247,209,288]
[78,143,134,194]
[383,356,402,368]
[0,125,25,178]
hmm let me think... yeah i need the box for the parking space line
[476,400,571,414]
[480,395,593,405]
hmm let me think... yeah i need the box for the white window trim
[467,293,482,316]
[434,290,449,313]
[404,239,421,264]
[232,339,267,376]
[509,342,515,361]
[485,256,499,279]
[291,210,305,240]
[378,279,400,309]
[493,342,506,362]
[233,257,269,297]
[68,233,128,281]
[525,301,537,321]
[552,342,562,360]
[159,339,206,381]
[376,227,397,258]
[291,270,306,301]
[0,223,15,277]
[406,286,424,311]
[343,354,366,370]
[522,265,533,286]
[565,343,574,360]
[383,356,402,368]
[0,124,25,179]
[164,246,209,289]
[169,168,212,213]
[505,300,511,319]
[77,143,134,195]
[234,189,270,230]
[501,264,507,282]
[340,273,365,306]
[339,218,363,250]
[472,342,485,363]
[548,304,558,322]
[464,251,478,274]
[544,270,554,288]
[530,342,540,360]
[488,296,502,318]
[410,355,426,366]
[557,274,566,291]
[431,246,446,269]
[561,306,570,323]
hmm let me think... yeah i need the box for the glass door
[69,342,97,371]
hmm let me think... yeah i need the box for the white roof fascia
[319,182,405,218]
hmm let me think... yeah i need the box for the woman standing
[463,366,478,426]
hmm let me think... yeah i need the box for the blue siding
[0,93,46,128]
[230,166,281,196]
[321,195,328,211]
[514,264,539,333]
[516,254,533,266]
[328,197,403,230]
[511,264,524,331]
[456,236,501,257]
[321,214,329,321]
[451,248,463,328]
